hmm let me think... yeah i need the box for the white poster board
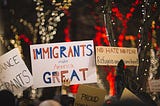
[96,46,139,66]
[30,40,97,88]
[0,48,33,95]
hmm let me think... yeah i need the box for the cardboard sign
[96,46,139,66]
[74,85,106,106]
[148,79,160,92]
[0,48,33,95]
[120,88,142,102]
[30,40,97,88]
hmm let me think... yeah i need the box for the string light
[112,0,140,47]
[33,0,72,43]
[144,73,147,76]
[136,77,139,80]
[0,35,10,51]
[140,87,143,91]
[19,18,37,43]
[9,25,23,58]
[1,0,159,100]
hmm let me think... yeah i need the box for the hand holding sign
[61,78,71,95]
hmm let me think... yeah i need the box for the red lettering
[61,70,69,81]
[79,68,88,80]
[80,45,86,56]
[53,46,59,58]
[68,47,74,57]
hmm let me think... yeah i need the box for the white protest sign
[148,79,160,92]
[0,48,33,95]
[30,40,97,88]
[96,46,139,66]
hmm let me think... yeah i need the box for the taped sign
[74,85,106,106]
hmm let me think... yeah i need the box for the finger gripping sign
[0,48,33,95]
[30,40,97,88]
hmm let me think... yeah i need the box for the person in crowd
[18,99,35,106]
[60,78,75,106]
[115,59,126,100]
[39,87,58,102]
[17,88,36,106]
[39,100,61,106]
[38,78,75,106]
[0,89,16,106]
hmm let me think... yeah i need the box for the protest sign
[120,88,143,102]
[0,48,33,95]
[30,40,97,88]
[74,84,106,106]
[148,79,160,92]
[96,46,139,66]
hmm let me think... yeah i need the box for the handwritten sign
[74,85,106,106]
[148,79,160,92]
[96,46,139,66]
[30,40,97,88]
[0,48,33,95]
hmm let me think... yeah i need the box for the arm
[60,78,75,106]
[61,78,71,95]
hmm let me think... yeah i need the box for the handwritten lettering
[0,70,31,92]
[97,56,138,65]
[53,64,74,70]
[33,44,93,60]
[81,93,99,102]
[96,56,114,65]
[0,55,20,73]
[120,48,136,54]
[43,68,88,84]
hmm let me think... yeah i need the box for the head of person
[39,100,61,106]
[0,89,15,106]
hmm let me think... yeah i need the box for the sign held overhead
[96,46,139,66]
[30,40,97,88]
[0,48,33,95]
